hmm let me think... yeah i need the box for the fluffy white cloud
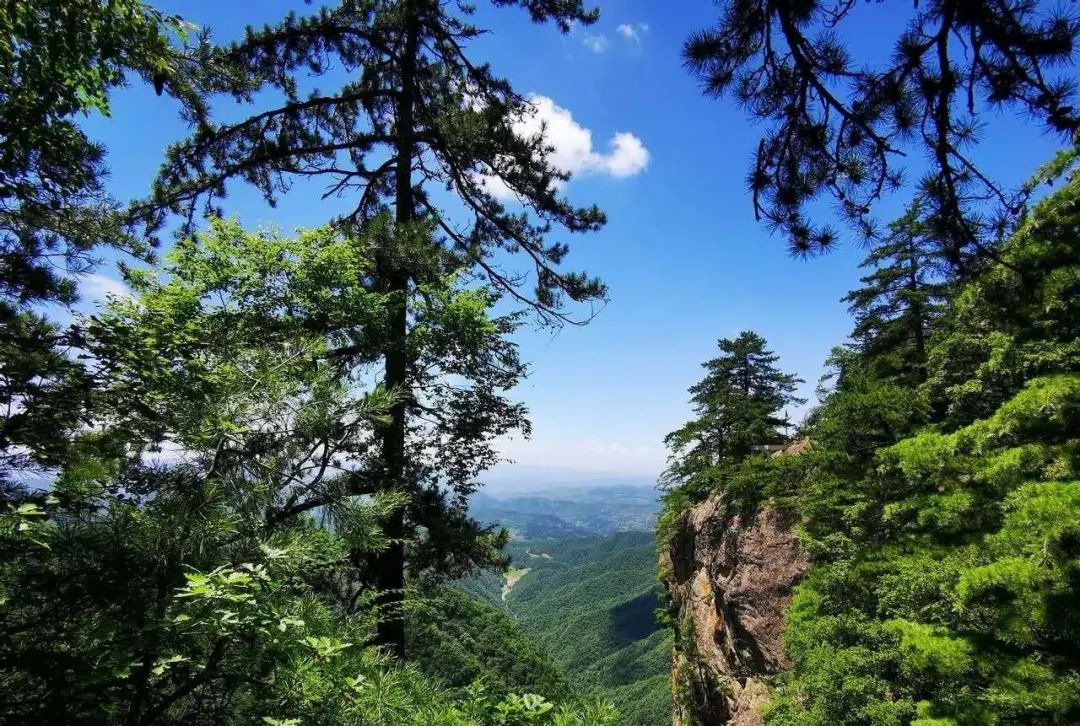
[601,132,650,178]
[616,22,649,43]
[581,32,609,53]
[519,94,648,181]
[474,95,649,201]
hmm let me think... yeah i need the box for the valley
[459,486,672,726]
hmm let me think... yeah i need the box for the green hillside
[462,530,672,726]
[407,588,576,703]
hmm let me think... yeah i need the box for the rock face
[664,496,808,725]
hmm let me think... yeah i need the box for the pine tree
[663,332,804,486]
[842,201,951,385]
[147,0,607,654]
[684,1,1080,264]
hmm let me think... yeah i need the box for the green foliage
[407,588,577,703]
[768,173,1080,724]
[0,0,199,485]
[472,532,673,726]
[842,200,950,386]
[144,0,612,652]
[151,0,607,316]
[662,331,804,502]
[0,2,618,721]
[0,221,605,723]
[1,502,614,724]
[656,333,810,592]
[924,175,1080,428]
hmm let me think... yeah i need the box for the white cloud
[616,22,649,44]
[524,95,649,178]
[81,273,131,303]
[602,132,650,178]
[475,173,518,201]
[581,33,609,53]
[481,95,649,201]
[527,94,643,179]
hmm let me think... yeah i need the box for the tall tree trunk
[372,3,420,658]
[907,249,927,382]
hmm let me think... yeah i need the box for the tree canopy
[663,331,804,490]
[146,0,609,653]
[842,198,951,385]
[0,0,198,486]
[0,219,616,725]
[764,161,1080,726]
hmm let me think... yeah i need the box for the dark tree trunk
[372,3,420,658]
[908,249,927,382]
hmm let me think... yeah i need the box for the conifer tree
[684,1,1080,265]
[842,201,950,385]
[663,332,804,486]
[147,0,607,654]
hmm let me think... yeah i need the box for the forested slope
[769,173,1080,725]
[659,169,1080,725]
[461,530,672,726]
[407,588,577,703]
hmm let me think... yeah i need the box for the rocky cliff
[663,496,807,725]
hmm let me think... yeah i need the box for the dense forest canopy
[775,162,1080,726]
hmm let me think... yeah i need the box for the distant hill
[469,484,660,538]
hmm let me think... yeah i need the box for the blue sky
[82,1,1069,484]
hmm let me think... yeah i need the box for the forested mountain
[659,168,1080,724]
[407,588,577,703]
[403,483,670,721]
[469,486,660,538]
[460,530,672,726]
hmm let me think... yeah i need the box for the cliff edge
[663,496,807,725]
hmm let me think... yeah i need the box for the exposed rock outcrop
[664,496,807,725]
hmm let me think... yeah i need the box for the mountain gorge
[457,488,672,726]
